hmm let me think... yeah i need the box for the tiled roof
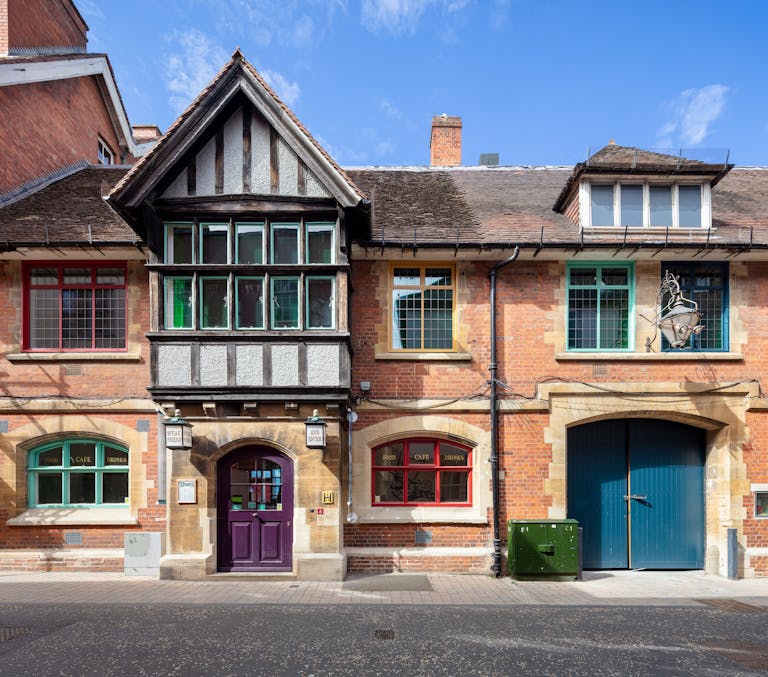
[0,166,137,245]
[347,166,768,248]
[585,144,717,170]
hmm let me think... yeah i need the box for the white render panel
[271,344,299,386]
[162,168,187,198]
[199,344,228,386]
[158,345,192,386]
[306,344,339,386]
[305,168,331,198]
[251,113,271,194]
[196,136,216,196]
[278,138,299,195]
[236,345,263,386]
[223,107,243,194]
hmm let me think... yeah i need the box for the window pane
[600,289,629,349]
[70,443,96,466]
[392,289,421,349]
[440,472,468,503]
[425,268,452,286]
[649,186,673,227]
[409,442,435,464]
[30,267,58,285]
[96,268,125,285]
[29,288,59,349]
[306,278,334,329]
[38,473,62,503]
[272,225,299,264]
[393,268,420,287]
[63,268,91,285]
[201,224,229,264]
[439,444,469,466]
[271,278,299,328]
[307,225,333,264]
[104,447,128,466]
[164,278,192,329]
[62,289,92,349]
[95,288,126,349]
[407,471,436,502]
[166,225,193,264]
[679,186,702,227]
[694,289,723,350]
[374,471,404,503]
[236,278,264,329]
[591,185,614,226]
[237,224,264,264]
[569,268,596,286]
[423,288,452,349]
[568,288,597,349]
[70,472,96,503]
[601,268,628,286]
[36,447,63,467]
[103,473,129,503]
[374,443,403,466]
[620,184,643,227]
[200,278,229,328]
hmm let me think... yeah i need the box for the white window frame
[580,181,712,229]
[97,137,114,166]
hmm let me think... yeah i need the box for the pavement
[0,569,767,608]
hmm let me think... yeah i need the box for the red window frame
[23,262,128,352]
[371,438,472,507]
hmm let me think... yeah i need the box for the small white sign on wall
[178,479,197,504]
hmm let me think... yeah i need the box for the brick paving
[0,570,765,608]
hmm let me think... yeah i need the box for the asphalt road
[0,603,765,676]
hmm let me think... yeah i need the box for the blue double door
[567,419,705,570]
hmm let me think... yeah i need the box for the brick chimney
[430,114,462,167]
[132,124,163,144]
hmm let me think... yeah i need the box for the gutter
[488,246,519,578]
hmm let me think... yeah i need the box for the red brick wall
[6,0,87,53]
[430,115,462,167]
[0,76,124,194]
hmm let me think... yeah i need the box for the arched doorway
[567,419,705,570]
[217,446,293,572]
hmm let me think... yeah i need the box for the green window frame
[200,276,229,329]
[236,276,265,329]
[271,223,300,264]
[271,276,300,329]
[164,276,193,329]
[164,222,195,264]
[567,262,634,351]
[306,222,335,264]
[235,222,264,264]
[28,439,129,508]
[200,222,230,264]
[305,276,335,329]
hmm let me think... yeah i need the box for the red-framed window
[372,438,471,506]
[23,262,127,351]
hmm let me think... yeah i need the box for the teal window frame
[567,262,635,351]
[270,223,300,264]
[163,276,193,329]
[270,276,300,329]
[28,439,129,508]
[235,276,265,329]
[164,222,195,264]
[199,222,230,264]
[305,276,335,329]
[235,222,265,264]
[199,276,230,329]
[305,222,335,264]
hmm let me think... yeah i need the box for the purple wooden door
[218,447,293,572]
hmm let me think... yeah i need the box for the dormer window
[583,181,710,229]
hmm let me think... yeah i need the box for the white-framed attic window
[97,137,114,166]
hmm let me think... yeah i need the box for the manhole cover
[694,598,767,613]
[374,629,395,640]
[701,641,768,670]
[0,627,31,642]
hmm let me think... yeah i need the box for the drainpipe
[346,408,359,524]
[489,246,519,578]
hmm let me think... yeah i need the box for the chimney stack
[430,114,462,167]
[132,124,163,144]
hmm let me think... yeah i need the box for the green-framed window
[306,276,335,329]
[271,223,300,264]
[28,439,129,507]
[661,263,728,351]
[236,276,265,329]
[306,222,334,264]
[200,277,229,329]
[271,277,300,329]
[164,277,193,329]
[567,262,634,351]
[164,222,195,263]
[200,222,229,264]
[236,222,264,264]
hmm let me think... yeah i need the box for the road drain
[374,629,395,640]
[694,598,767,613]
[0,628,31,642]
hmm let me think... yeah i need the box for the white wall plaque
[178,479,197,504]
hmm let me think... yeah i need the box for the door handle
[623,495,647,501]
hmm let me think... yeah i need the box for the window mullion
[613,182,619,227]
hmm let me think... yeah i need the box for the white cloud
[164,29,229,113]
[361,0,469,35]
[292,14,315,46]
[657,84,729,147]
[76,0,104,21]
[376,140,395,155]
[261,70,302,108]
[379,98,405,120]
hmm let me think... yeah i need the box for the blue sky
[80,1,768,167]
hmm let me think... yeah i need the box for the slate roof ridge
[343,165,575,172]
[0,161,91,207]
[0,52,107,64]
